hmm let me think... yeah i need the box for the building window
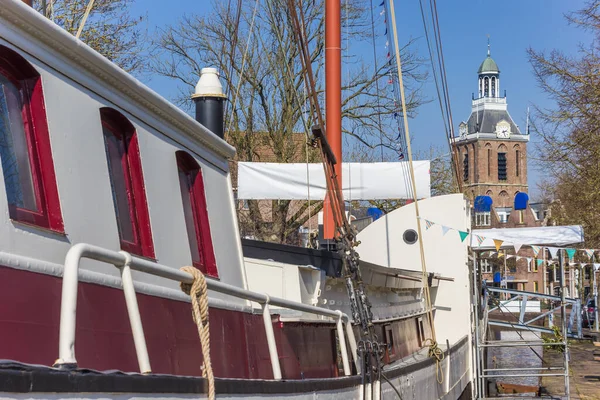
[0,46,63,232]
[533,281,539,293]
[176,151,218,277]
[498,212,508,223]
[480,258,492,273]
[491,77,496,97]
[475,212,491,227]
[487,149,491,176]
[515,150,520,177]
[484,77,489,97]
[533,260,539,272]
[101,108,154,258]
[498,152,507,181]
[463,152,469,182]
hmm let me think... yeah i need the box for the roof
[0,1,236,162]
[467,109,521,135]
[478,56,499,74]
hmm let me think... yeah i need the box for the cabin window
[176,151,218,277]
[0,46,63,232]
[101,108,154,258]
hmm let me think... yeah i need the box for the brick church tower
[453,44,529,209]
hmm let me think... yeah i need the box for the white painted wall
[355,193,472,345]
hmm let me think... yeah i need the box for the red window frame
[101,108,154,258]
[176,151,218,277]
[0,45,63,232]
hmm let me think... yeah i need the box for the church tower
[453,43,529,210]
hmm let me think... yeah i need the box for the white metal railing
[54,243,358,379]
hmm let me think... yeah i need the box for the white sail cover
[471,225,584,249]
[237,161,430,200]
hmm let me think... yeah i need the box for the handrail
[55,243,357,379]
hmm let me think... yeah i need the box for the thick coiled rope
[423,338,445,384]
[180,266,215,400]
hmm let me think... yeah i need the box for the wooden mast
[323,0,343,240]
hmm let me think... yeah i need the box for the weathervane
[487,34,491,56]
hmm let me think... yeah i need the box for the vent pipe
[192,68,227,139]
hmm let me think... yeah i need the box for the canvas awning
[471,225,584,249]
[237,161,430,200]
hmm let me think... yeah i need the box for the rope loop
[423,338,444,384]
[180,266,215,400]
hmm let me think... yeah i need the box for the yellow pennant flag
[493,239,504,252]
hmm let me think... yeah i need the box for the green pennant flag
[458,231,469,242]
[566,248,576,261]
[536,259,544,267]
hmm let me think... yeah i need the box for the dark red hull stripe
[0,266,448,381]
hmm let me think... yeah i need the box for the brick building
[454,46,548,293]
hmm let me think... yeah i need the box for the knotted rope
[423,338,445,384]
[180,266,215,400]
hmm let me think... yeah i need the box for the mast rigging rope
[225,0,260,137]
[387,0,443,383]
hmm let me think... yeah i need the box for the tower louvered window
[463,153,469,182]
[498,152,507,181]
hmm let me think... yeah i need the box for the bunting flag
[595,263,600,271]
[498,251,504,258]
[474,235,485,246]
[458,231,469,242]
[513,243,523,254]
[489,252,498,257]
[441,225,451,236]
[425,219,434,230]
[548,247,560,259]
[379,1,385,5]
[565,248,576,262]
[530,245,541,258]
[493,239,503,252]
[536,259,544,267]
[584,249,595,259]
[506,254,515,259]
[516,256,522,261]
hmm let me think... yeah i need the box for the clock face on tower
[459,122,467,138]
[496,121,511,138]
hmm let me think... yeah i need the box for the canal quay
[540,331,600,400]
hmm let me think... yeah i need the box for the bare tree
[529,0,600,247]
[35,0,145,73]
[153,0,426,244]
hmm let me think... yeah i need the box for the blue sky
[131,0,590,200]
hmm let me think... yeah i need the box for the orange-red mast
[323,0,343,239]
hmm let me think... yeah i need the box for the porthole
[403,229,418,245]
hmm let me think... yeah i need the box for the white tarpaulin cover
[471,225,584,249]
[237,161,430,200]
